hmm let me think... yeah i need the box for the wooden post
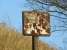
[32,36,39,50]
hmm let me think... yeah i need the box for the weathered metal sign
[22,11,50,36]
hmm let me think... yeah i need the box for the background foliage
[0,23,57,50]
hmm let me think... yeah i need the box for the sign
[22,11,50,36]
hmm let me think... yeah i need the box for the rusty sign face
[22,11,50,36]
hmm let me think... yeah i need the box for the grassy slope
[0,24,57,50]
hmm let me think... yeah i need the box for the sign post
[32,36,39,50]
[22,10,50,50]
[32,36,36,50]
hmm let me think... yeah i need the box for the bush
[0,23,57,50]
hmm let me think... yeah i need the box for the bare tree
[24,0,67,50]
[25,0,67,33]
[26,0,67,10]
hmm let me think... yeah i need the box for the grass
[0,23,57,50]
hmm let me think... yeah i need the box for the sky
[0,0,24,31]
[0,0,67,50]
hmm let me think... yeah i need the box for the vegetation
[0,23,57,50]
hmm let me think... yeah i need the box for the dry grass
[0,23,57,50]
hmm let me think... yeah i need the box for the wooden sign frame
[22,10,50,36]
